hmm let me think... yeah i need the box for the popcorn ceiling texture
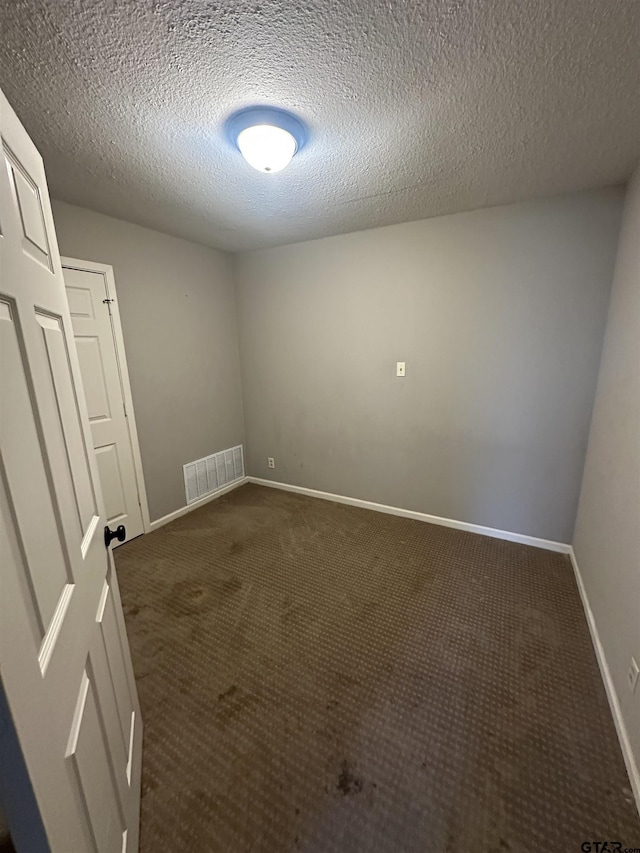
[0,0,638,251]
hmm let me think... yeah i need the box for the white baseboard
[148,478,248,532]
[247,477,571,554]
[569,548,640,815]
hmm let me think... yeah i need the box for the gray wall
[234,188,624,542]
[573,169,640,777]
[52,200,245,522]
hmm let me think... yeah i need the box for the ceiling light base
[227,106,307,174]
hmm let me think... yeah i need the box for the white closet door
[63,262,145,544]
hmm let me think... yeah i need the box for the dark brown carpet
[115,483,640,852]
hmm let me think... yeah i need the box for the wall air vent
[183,444,244,505]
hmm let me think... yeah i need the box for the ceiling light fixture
[227,107,307,174]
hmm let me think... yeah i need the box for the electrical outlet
[268,457,275,469]
[627,657,639,694]
[396,361,406,377]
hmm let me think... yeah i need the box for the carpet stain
[170,579,214,614]
[115,483,640,853]
[218,684,239,701]
[215,684,261,728]
[337,759,363,796]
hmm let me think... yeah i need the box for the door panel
[91,574,138,807]
[66,284,95,318]
[35,310,99,535]
[99,571,137,751]
[95,444,128,524]
[63,265,145,543]
[3,144,52,268]
[66,668,125,853]
[75,336,112,421]
[0,298,73,638]
[0,87,142,852]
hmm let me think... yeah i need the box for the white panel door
[0,89,142,851]
[63,263,145,544]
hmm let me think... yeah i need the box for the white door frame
[61,256,151,534]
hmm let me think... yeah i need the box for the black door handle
[104,524,126,548]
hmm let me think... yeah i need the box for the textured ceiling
[1,0,639,252]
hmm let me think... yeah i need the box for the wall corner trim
[148,477,248,532]
[569,547,640,815]
[247,477,571,553]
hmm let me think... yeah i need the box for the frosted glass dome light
[227,107,307,175]
[237,124,297,174]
